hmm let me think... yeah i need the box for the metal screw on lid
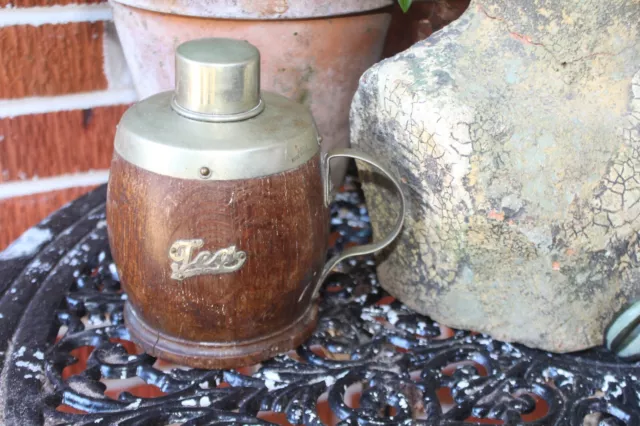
[171,38,264,122]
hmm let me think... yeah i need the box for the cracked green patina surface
[351,0,640,352]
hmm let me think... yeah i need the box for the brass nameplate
[169,239,247,281]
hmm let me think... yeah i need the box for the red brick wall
[0,0,469,251]
[0,1,135,249]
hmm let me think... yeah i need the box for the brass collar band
[170,96,265,123]
[114,92,320,181]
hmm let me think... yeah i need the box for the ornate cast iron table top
[0,175,639,425]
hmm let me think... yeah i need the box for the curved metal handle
[313,147,406,299]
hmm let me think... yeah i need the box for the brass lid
[114,38,320,181]
[172,38,264,121]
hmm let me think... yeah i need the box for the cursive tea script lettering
[169,239,247,281]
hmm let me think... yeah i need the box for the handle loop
[312,148,406,299]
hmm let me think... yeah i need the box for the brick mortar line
[0,3,113,27]
[0,88,137,118]
[0,170,109,200]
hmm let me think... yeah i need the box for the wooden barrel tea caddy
[106,38,406,368]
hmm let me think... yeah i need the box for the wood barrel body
[106,152,328,368]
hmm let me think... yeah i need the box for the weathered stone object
[351,0,640,352]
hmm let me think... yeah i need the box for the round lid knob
[171,38,264,122]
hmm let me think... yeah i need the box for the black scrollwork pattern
[0,176,638,425]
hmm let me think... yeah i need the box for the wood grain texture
[0,22,107,99]
[107,153,328,358]
[0,105,128,182]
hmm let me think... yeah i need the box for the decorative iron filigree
[169,239,247,281]
[0,174,639,425]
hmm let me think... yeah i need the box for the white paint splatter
[0,228,52,260]
[125,399,141,410]
[263,371,281,382]
[264,380,287,391]
[181,399,197,407]
[602,374,618,393]
[353,294,367,303]
[34,351,44,360]
[308,375,336,387]
[199,396,211,407]
[16,360,41,373]
[610,383,624,398]
[109,263,119,280]
[542,367,575,385]
[360,311,374,322]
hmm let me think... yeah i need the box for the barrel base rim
[124,302,318,369]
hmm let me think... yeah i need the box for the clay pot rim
[109,0,394,20]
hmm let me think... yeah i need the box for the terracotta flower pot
[110,0,393,184]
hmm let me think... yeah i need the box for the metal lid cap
[172,38,264,122]
[115,91,320,181]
